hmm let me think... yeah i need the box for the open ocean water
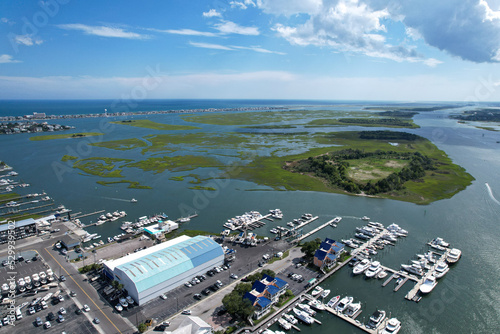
[1,99,499,333]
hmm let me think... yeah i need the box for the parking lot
[86,236,293,328]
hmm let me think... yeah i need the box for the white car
[83,304,90,312]
[230,273,238,279]
[126,296,135,305]
[181,310,191,315]
[59,307,66,314]
[184,282,192,288]
[160,294,168,300]
[115,304,123,312]
[44,321,51,329]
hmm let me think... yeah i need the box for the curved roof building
[103,235,224,305]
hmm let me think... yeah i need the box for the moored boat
[353,259,371,275]
[293,308,314,324]
[345,302,361,317]
[433,261,449,278]
[311,286,323,296]
[419,276,438,294]
[446,248,461,264]
[335,296,353,312]
[278,318,292,330]
[320,289,330,298]
[381,318,401,334]
[308,299,325,311]
[282,313,298,325]
[326,295,340,308]
[365,261,382,278]
[366,309,386,329]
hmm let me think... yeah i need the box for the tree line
[288,149,435,195]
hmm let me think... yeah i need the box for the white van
[15,308,22,320]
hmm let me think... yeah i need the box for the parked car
[94,318,100,324]
[47,312,55,321]
[216,280,223,287]
[44,321,51,329]
[35,317,43,326]
[75,308,83,315]
[28,307,35,315]
[126,296,135,305]
[202,289,211,295]
[181,310,191,315]
[230,273,238,279]
[184,282,192,288]
[160,293,168,300]
[83,304,90,312]
[59,307,66,314]
[194,294,202,300]
[70,291,77,297]
[58,295,64,302]
[59,275,66,282]
[58,314,65,322]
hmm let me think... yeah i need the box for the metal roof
[113,236,223,293]
[0,218,36,232]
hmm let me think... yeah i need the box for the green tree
[138,323,147,333]
[300,238,322,259]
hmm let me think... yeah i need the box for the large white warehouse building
[103,235,224,305]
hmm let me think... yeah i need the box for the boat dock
[394,277,409,292]
[295,217,338,242]
[404,249,450,302]
[0,202,54,216]
[324,306,378,333]
[175,213,199,223]
[382,273,396,287]
[73,210,105,220]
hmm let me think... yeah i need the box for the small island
[30,132,104,141]
[110,119,200,131]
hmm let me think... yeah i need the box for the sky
[1,0,500,101]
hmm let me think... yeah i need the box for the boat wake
[485,183,500,206]
[102,197,131,202]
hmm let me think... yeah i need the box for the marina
[294,217,340,242]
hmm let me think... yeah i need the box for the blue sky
[1,0,500,101]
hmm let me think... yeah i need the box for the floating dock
[295,217,337,242]
[73,210,105,220]
[324,306,379,333]
[404,249,450,302]
[394,277,409,292]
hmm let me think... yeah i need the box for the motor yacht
[282,313,298,325]
[446,248,462,264]
[308,299,325,311]
[335,296,353,312]
[381,233,397,242]
[320,289,330,298]
[431,237,449,247]
[381,318,401,334]
[386,223,408,235]
[297,303,316,316]
[278,318,292,330]
[326,295,340,308]
[361,216,370,221]
[365,261,382,278]
[353,259,371,275]
[293,308,314,324]
[420,276,438,294]
[401,264,424,276]
[355,233,370,240]
[366,310,386,329]
[377,271,388,279]
[433,261,449,278]
[130,198,137,203]
[345,301,361,317]
[311,286,324,296]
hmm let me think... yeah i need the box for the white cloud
[230,1,256,10]
[151,28,217,37]
[189,42,234,51]
[230,45,286,54]
[15,35,44,46]
[215,21,260,35]
[0,54,21,64]
[366,0,500,63]
[189,42,284,54]
[202,9,222,17]
[256,0,322,16]
[1,72,495,101]
[271,0,440,66]
[58,24,149,39]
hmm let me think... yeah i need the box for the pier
[404,249,450,302]
[394,277,409,292]
[0,202,54,216]
[324,306,381,333]
[73,210,105,220]
[295,217,338,242]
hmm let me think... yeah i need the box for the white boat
[377,271,388,279]
[355,233,370,240]
[278,318,292,330]
[420,276,438,294]
[387,223,408,235]
[345,302,361,317]
[365,261,382,278]
[429,243,446,251]
[361,216,370,221]
[287,222,294,227]
[417,251,436,263]
[381,318,401,334]
[105,212,113,219]
[332,216,342,224]
[353,259,371,275]
[282,313,298,325]
[311,286,324,296]
[433,261,450,278]
[401,264,424,276]
[1,283,9,293]
[326,295,340,308]
[320,289,330,298]
[308,299,325,311]
[297,303,316,316]
[431,237,449,247]
[130,198,137,203]
[335,296,353,312]
[381,233,397,242]
[446,248,462,264]
[366,310,386,329]
[270,209,283,219]
[292,308,314,324]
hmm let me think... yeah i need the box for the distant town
[0,118,74,135]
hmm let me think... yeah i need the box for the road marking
[44,247,123,334]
